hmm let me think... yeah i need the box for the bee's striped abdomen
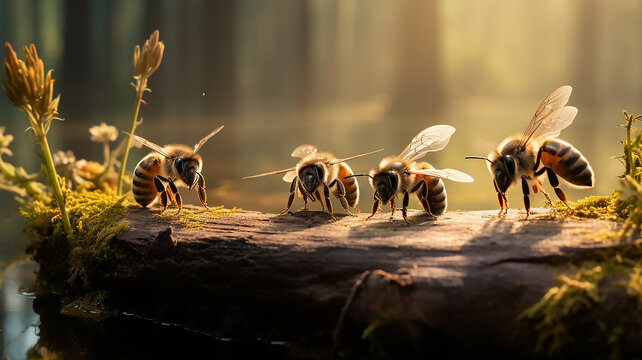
[540,139,594,187]
[337,163,359,207]
[132,153,162,207]
[426,176,447,215]
[411,162,447,215]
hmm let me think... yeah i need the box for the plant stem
[624,112,635,179]
[116,77,147,195]
[39,132,72,234]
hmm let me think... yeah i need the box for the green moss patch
[153,205,237,230]
[521,248,642,358]
[60,290,114,319]
[549,195,627,221]
[21,189,132,290]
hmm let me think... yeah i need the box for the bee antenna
[465,156,494,164]
[345,174,373,180]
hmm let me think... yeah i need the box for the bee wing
[406,168,475,183]
[282,170,297,183]
[124,132,172,158]
[291,145,317,158]
[193,125,224,153]
[518,86,576,148]
[327,148,384,165]
[399,125,456,161]
[242,166,297,180]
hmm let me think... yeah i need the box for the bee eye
[503,155,515,176]
[495,169,506,189]
[388,172,398,189]
[175,157,184,173]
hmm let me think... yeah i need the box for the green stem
[626,113,634,178]
[39,132,72,235]
[116,77,148,195]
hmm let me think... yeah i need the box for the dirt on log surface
[108,206,619,358]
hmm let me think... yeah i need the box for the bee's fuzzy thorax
[158,144,203,186]
[489,136,539,183]
[296,152,338,184]
[370,156,414,194]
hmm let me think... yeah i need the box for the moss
[153,205,237,230]
[360,312,391,358]
[549,195,628,221]
[21,188,132,290]
[521,247,642,358]
[60,290,114,319]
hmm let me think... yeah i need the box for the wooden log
[98,207,620,357]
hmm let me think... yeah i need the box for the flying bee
[127,126,223,213]
[466,85,595,218]
[348,125,474,223]
[243,145,383,218]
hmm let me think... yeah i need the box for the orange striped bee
[243,145,382,218]
[466,85,594,218]
[127,126,223,213]
[350,125,474,222]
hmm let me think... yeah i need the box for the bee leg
[314,190,325,212]
[159,192,168,213]
[421,188,435,217]
[366,192,379,220]
[323,182,336,220]
[546,167,570,208]
[167,179,183,215]
[390,198,396,219]
[154,175,170,213]
[493,179,504,215]
[412,180,433,216]
[297,181,309,211]
[410,180,424,194]
[402,190,410,223]
[502,193,509,215]
[534,181,553,205]
[196,173,208,209]
[281,177,298,215]
[521,175,531,219]
[533,162,547,208]
[197,186,208,209]
[330,179,355,216]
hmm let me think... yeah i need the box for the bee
[466,85,594,218]
[348,125,474,222]
[243,145,383,218]
[127,126,224,213]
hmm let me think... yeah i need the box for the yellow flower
[2,42,60,131]
[89,122,118,143]
[132,30,164,78]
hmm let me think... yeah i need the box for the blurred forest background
[1,0,642,356]
[1,0,640,215]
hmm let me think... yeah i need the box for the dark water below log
[1,261,290,359]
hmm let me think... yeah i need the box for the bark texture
[103,207,620,357]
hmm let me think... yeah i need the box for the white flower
[0,127,14,156]
[89,122,118,143]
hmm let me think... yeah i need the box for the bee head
[299,164,324,195]
[492,155,516,193]
[372,171,398,204]
[175,156,200,189]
